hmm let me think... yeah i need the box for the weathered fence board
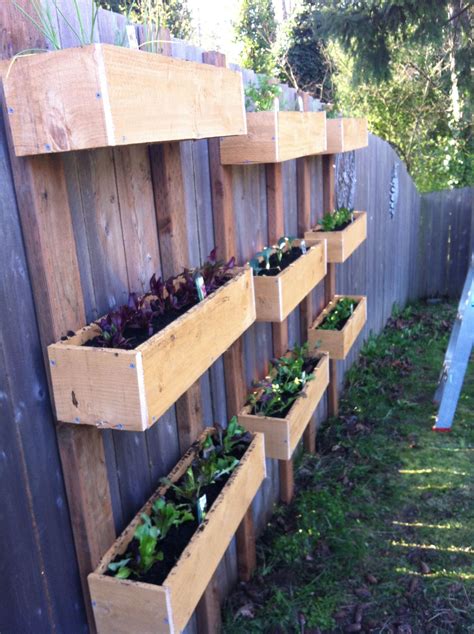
[0,4,472,632]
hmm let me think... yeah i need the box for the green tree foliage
[234,0,277,75]
[313,0,473,191]
[330,42,472,192]
[278,1,333,101]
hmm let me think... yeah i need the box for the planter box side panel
[342,117,368,152]
[254,275,283,322]
[237,413,290,460]
[339,212,367,262]
[165,433,266,632]
[88,575,172,634]
[48,345,144,430]
[279,242,327,318]
[143,269,256,423]
[287,354,329,451]
[309,328,345,359]
[324,119,344,154]
[341,295,367,358]
[102,45,246,146]
[278,112,326,161]
[219,112,278,164]
[5,46,108,156]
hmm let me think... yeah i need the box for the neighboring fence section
[418,187,473,298]
[0,4,473,632]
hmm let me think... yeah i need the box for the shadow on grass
[223,301,474,634]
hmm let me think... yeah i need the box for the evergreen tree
[278,2,333,100]
[314,0,472,190]
[234,0,278,74]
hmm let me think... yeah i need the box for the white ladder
[433,253,474,430]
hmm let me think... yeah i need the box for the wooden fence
[0,3,472,632]
[418,187,473,299]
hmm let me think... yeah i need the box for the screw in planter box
[308,295,367,360]
[4,37,247,156]
[47,251,256,431]
[88,423,266,634]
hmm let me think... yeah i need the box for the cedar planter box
[253,240,327,322]
[237,352,329,460]
[47,268,255,431]
[308,295,367,360]
[220,111,326,164]
[305,212,367,263]
[88,428,266,634]
[323,117,368,154]
[4,44,247,156]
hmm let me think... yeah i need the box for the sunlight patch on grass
[392,520,465,530]
[395,566,474,581]
[399,468,468,475]
[391,540,474,554]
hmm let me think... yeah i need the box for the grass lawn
[223,301,474,634]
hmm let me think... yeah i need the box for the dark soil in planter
[85,275,232,349]
[251,356,320,419]
[318,299,359,331]
[257,246,304,277]
[106,437,251,586]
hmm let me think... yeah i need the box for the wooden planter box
[305,212,367,263]
[323,118,368,154]
[253,240,326,322]
[88,428,266,634]
[220,111,327,164]
[308,295,367,360]
[237,353,329,460]
[4,44,247,156]
[47,268,255,431]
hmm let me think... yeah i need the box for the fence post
[0,7,115,631]
[323,154,339,417]
[204,51,257,589]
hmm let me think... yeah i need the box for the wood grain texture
[1,69,115,634]
[4,44,247,156]
[253,241,327,322]
[89,430,266,634]
[0,101,87,632]
[265,162,294,503]
[220,111,327,164]
[48,268,256,430]
[309,296,367,360]
[204,48,259,589]
[323,118,368,154]
[238,353,329,459]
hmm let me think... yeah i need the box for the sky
[186,0,300,64]
[187,0,243,62]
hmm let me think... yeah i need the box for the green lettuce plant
[320,207,354,232]
[247,343,316,418]
[318,297,358,331]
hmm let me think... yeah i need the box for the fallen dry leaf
[235,603,255,619]
[419,561,431,575]
[407,576,419,595]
